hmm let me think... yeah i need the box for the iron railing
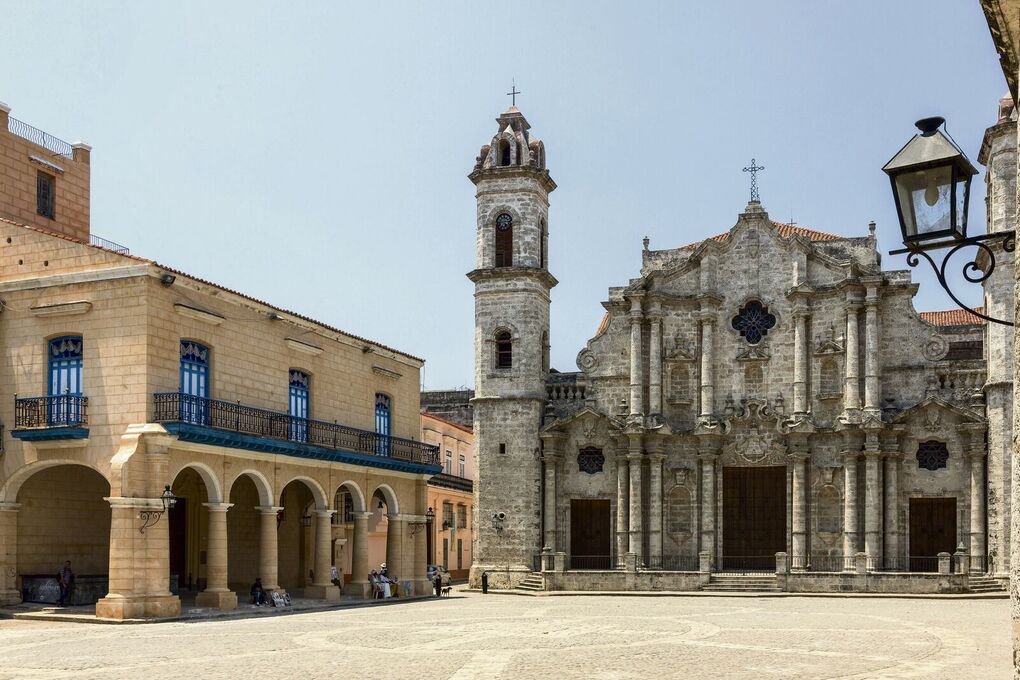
[788,554,964,573]
[153,392,439,466]
[567,555,613,570]
[644,554,699,571]
[89,234,130,254]
[8,117,74,159]
[15,395,88,428]
[720,555,776,574]
[791,554,856,572]
[428,472,473,493]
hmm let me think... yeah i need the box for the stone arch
[225,470,273,507]
[370,484,400,515]
[333,480,366,513]
[169,461,223,503]
[277,475,328,510]
[0,459,109,502]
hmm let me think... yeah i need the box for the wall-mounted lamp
[301,513,312,527]
[491,511,506,533]
[362,346,375,354]
[159,273,176,287]
[408,506,434,536]
[139,485,177,533]
[268,312,283,321]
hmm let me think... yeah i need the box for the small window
[375,393,391,456]
[577,446,605,474]
[332,489,354,524]
[498,140,511,167]
[917,440,949,471]
[495,330,512,369]
[459,453,466,478]
[495,212,513,267]
[442,502,454,529]
[499,443,506,455]
[445,449,453,475]
[36,171,55,219]
[456,504,467,529]
[731,300,777,345]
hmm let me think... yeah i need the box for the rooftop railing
[89,234,130,254]
[153,392,440,467]
[8,117,74,159]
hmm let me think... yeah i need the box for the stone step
[517,575,545,592]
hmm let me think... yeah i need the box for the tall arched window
[180,340,210,424]
[48,336,83,425]
[495,212,513,267]
[495,330,513,369]
[289,370,310,443]
[375,393,391,456]
[498,139,511,166]
[539,218,547,269]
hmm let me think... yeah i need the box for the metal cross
[742,158,765,202]
[507,80,520,107]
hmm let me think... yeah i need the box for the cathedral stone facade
[468,102,1016,591]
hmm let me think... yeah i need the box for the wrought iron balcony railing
[153,392,440,467]
[428,472,473,492]
[15,395,89,428]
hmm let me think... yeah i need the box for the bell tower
[467,105,556,588]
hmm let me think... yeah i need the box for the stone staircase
[968,575,1008,594]
[701,574,781,593]
[517,573,546,592]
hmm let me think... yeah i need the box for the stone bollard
[541,547,554,572]
[953,548,969,575]
[624,552,638,573]
[937,552,951,575]
[775,552,789,592]
[554,552,567,573]
[698,551,711,587]
[855,552,868,575]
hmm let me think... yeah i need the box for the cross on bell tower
[507,80,520,107]
[743,158,765,202]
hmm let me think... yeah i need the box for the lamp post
[139,485,178,533]
[883,116,1015,326]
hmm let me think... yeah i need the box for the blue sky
[1,1,1007,389]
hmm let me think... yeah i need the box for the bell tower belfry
[467,105,556,588]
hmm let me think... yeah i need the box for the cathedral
[467,100,1016,592]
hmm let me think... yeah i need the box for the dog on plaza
[441,586,451,597]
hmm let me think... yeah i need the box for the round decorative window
[495,212,513,231]
[916,440,949,471]
[577,447,605,475]
[731,300,777,345]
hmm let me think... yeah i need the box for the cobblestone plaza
[0,592,1010,679]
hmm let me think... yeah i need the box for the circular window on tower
[731,300,777,345]
[495,212,513,231]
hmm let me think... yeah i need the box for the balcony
[428,472,473,493]
[12,395,89,440]
[153,392,441,474]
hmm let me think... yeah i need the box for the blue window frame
[289,370,310,443]
[48,336,83,425]
[179,341,210,425]
[375,393,391,456]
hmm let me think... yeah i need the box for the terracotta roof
[0,216,427,363]
[420,411,474,435]
[595,312,610,337]
[919,308,986,327]
[682,221,843,250]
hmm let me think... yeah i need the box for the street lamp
[884,116,1015,326]
[139,484,178,533]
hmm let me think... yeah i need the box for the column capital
[627,452,644,463]
[316,509,337,519]
[882,451,904,462]
[965,449,988,461]
[788,452,810,462]
[351,511,373,520]
[863,450,884,460]
[256,505,284,515]
[0,502,21,512]
[202,502,234,512]
[647,452,666,463]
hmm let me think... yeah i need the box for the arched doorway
[226,474,265,596]
[16,464,111,606]
[369,485,403,589]
[169,465,221,596]
[278,478,327,593]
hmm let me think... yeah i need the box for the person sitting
[250,577,268,606]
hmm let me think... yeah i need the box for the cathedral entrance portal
[722,466,786,571]
[570,499,611,569]
[909,497,957,572]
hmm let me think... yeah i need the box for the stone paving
[0,591,1011,679]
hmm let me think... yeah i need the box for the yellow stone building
[421,412,473,579]
[0,103,441,619]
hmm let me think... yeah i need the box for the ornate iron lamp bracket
[889,229,1016,327]
[138,485,177,534]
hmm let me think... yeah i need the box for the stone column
[627,434,643,561]
[863,285,881,414]
[792,307,809,414]
[616,454,629,567]
[864,451,882,564]
[843,453,859,557]
[699,313,716,418]
[0,503,20,605]
[649,305,663,416]
[969,448,987,571]
[413,479,429,594]
[883,452,901,569]
[699,445,717,569]
[790,453,808,569]
[628,294,645,416]
[844,300,862,414]
[196,503,237,610]
[256,506,283,592]
[543,454,559,551]
[307,510,340,601]
[648,451,665,565]
[346,511,371,597]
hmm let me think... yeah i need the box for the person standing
[57,561,74,606]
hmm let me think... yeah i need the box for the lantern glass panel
[895,164,953,239]
[954,170,970,235]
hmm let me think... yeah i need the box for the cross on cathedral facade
[743,158,765,202]
[507,81,520,107]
